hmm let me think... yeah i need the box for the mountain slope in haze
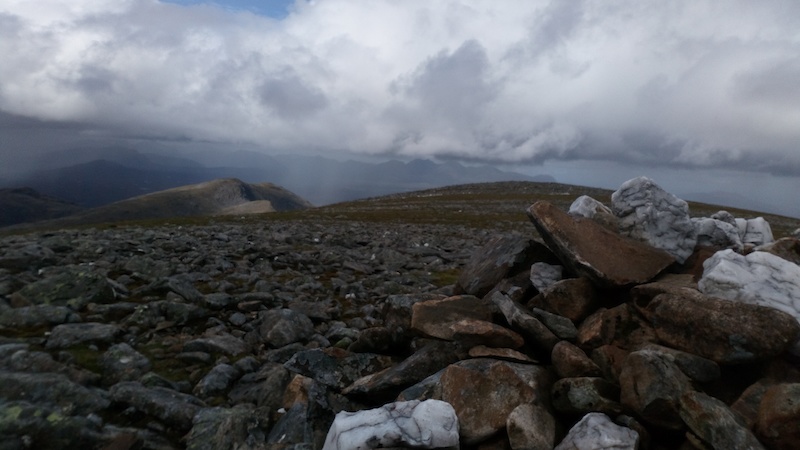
[28,178,311,227]
[6,147,548,208]
[0,188,84,227]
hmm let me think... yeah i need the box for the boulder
[742,217,774,246]
[186,405,272,450]
[109,381,206,431]
[569,195,618,231]
[551,377,622,417]
[321,399,459,450]
[756,383,800,450]
[10,266,114,310]
[551,341,603,378]
[100,343,152,385]
[283,347,393,391]
[554,412,639,450]
[611,176,697,263]
[529,277,599,323]
[527,201,675,288]
[506,403,556,450]
[645,291,800,364]
[258,308,315,348]
[692,217,743,250]
[529,262,563,292]
[680,391,765,450]
[455,235,556,297]
[758,237,800,265]
[699,249,800,353]
[0,371,110,415]
[490,292,560,354]
[45,322,122,349]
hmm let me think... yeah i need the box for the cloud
[1,0,799,175]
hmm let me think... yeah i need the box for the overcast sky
[1,0,799,216]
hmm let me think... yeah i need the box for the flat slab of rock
[109,381,206,431]
[527,201,675,288]
[322,399,459,450]
[45,322,123,349]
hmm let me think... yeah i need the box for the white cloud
[1,0,799,173]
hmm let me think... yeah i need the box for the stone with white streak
[699,249,800,354]
[321,399,459,450]
[692,217,743,250]
[530,262,563,292]
[554,412,639,450]
[611,176,697,263]
[741,217,774,246]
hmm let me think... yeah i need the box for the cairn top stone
[527,200,675,288]
[611,176,697,263]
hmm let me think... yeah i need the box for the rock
[258,309,315,348]
[529,262,563,292]
[693,217,743,250]
[411,295,494,335]
[645,291,800,364]
[183,333,249,356]
[0,371,110,415]
[381,293,447,330]
[10,266,114,310]
[2,348,99,385]
[554,412,639,450]
[637,343,720,383]
[569,195,619,231]
[576,304,657,350]
[446,319,525,349]
[506,403,555,450]
[755,383,800,450]
[185,404,272,450]
[527,201,675,288]
[0,400,103,449]
[0,305,80,330]
[227,363,291,411]
[455,236,556,297]
[551,377,622,417]
[551,341,603,378]
[343,341,464,397]
[490,292,560,354]
[618,349,693,430]
[589,345,630,385]
[193,363,241,398]
[611,176,697,263]
[45,322,123,349]
[529,277,599,323]
[679,390,765,450]
[759,237,800,265]
[468,345,536,363]
[742,217,774,246]
[699,250,800,353]
[439,359,553,445]
[109,381,206,431]
[321,399,459,450]
[284,347,393,391]
[529,307,578,340]
[100,343,152,385]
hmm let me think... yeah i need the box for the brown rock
[590,345,630,384]
[646,292,800,364]
[455,235,557,297]
[526,201,675,288]
[756,383,800,450]
[468,345,537,364]
[448,319,525,349]
[576,304,657,351]
[410,295,494,338]
[551,377,622,417]
[552,341,603,378]
[759,237,800,265]
[528,277,599,323]
[619,349,693,430]
[506,403,556,450]
[679,391,765,450]
[440,358,553,445]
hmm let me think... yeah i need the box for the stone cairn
[1,176,799,449]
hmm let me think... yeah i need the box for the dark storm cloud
[0,0,798,176]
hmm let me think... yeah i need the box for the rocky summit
[0,177,799,450]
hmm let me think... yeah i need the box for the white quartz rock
[611,176,697,264]
[741,217,774,246]
[692,217,743,250]
[530,262,563,292]
[321,399,459,450]
[699,249,800,353]
[554,412,639,450]
[569,195,618,230]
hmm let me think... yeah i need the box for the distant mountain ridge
[5,147,551,208]
[0,188,84,227]
[6,178,311,228]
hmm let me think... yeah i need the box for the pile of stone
[0,176,798,449]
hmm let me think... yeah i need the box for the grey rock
[0,400,103,449]
[490,291,560,354]
[551,377,622,417]
[193,363,241,398]
[742,217,774,246]
[529,262,563,292]
[11,266,114,310]
[202,293,235,310]
[0,371,110,415]
[569,195,618,231]
[554,412,639,450]
[259,309,315,348]
[284,348,393,391]
[693,217,743,250]
[611,176,697,263]
[45,322,122,349]
[185,404,272,450]
[100,343,152,385]
[109,381,206,431]
[0,305,80,330]
[227,363,291,410]
[680,390,765,450]
[183,333,249,356]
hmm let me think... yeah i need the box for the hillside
[0,188,84,227]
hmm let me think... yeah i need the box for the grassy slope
[3,181,798,238]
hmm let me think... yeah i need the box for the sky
[1,0,799,217]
